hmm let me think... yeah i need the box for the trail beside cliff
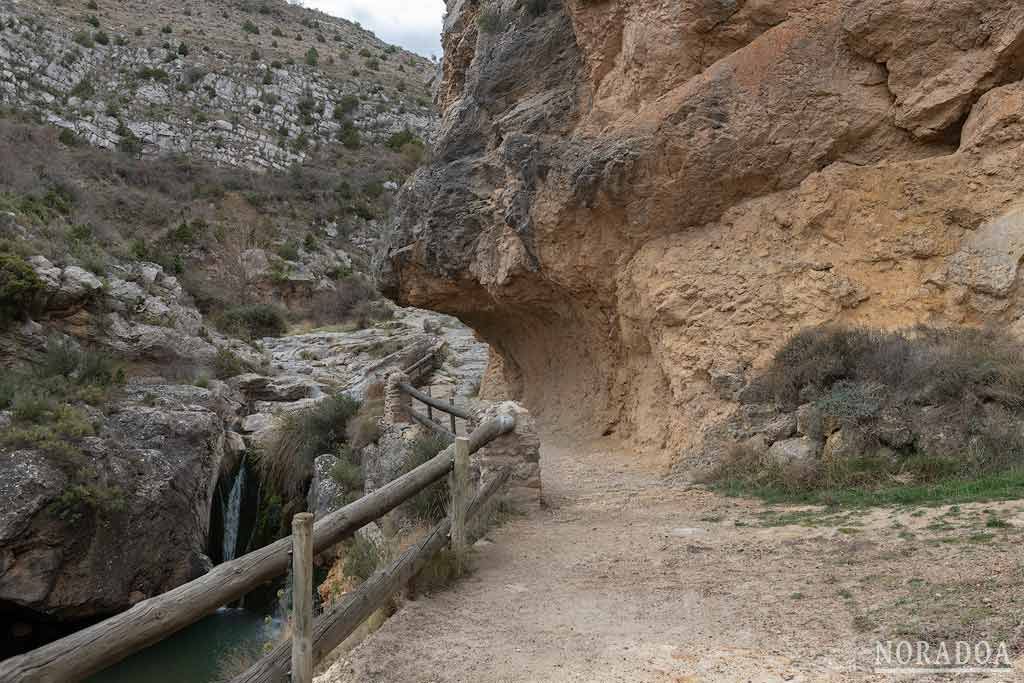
[316,439,1024,682]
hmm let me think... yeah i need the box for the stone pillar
[472,401,542,510]
[383,371,412,426]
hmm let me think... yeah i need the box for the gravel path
[316,437,1024,683]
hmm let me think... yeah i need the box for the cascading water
[221,462,245,563]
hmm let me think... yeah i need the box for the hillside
[0,0,445,660]
[0,0,435,169]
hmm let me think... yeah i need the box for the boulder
[0,386,226,621]
[230,373,320,402]
[766,437,820,468]
[53,266,102,308]
[27,255,61,293]
[308,454,344,519]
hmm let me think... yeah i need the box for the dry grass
[257,394,360,498]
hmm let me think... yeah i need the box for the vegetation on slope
[0,114,413,327]
[705,326,1024,506]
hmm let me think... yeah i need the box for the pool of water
[86,608,278,683]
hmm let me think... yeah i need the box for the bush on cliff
[705,326,1024,505]
[259,394,360,498]
[0,250,44,326]
[216,303,289,340]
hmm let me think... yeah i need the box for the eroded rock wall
[380,0,1024,461]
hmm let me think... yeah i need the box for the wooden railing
[399,381,470,438]
[0,416,515,683]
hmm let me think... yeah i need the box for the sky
[300,0,446,59]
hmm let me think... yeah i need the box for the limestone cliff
[380,0,1024,460]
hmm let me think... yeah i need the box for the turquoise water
[86,608,277,683]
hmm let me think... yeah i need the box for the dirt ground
[316,436,1024,683]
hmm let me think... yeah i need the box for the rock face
[0,384,227,621]
[380,0,1024,458]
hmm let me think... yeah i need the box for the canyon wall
[379,0,1024,462]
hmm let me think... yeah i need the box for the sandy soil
[316,436,1024,683]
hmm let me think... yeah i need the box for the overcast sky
[300,0,446,58]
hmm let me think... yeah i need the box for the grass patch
[713,467,1024,508]
[0,337,125,518]
[401,433,453,524]
[342,534,380,581]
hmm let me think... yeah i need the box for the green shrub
[477,8,504,33]
[335,94,359,117]
[212,347,258,379]
[70,78,95,99]
[524,0,548,17]
[117,129,143,155]
[50,483,126,521]
[402,433,453,523]
[363,180,383,199]
[58,128,79,146]
[342,534,379,581]
[85,15,100,28]
[93,30,109,45]
[72,31,94,48]
[330,452,363,493]
[135,66,169,81]
[305,47,319,66]
[275,240,300,261]
[385,127,421,151]
[242,19,260,34]
[260,394,360,497]
[0,251,44,325]
[346,393,382,449]
[216,303,289,339]
[161,24,173,34]
[338,121,360,149]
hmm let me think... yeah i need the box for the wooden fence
[0,413,515,683]
[399,380,470,439]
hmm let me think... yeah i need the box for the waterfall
[221,462,245,563]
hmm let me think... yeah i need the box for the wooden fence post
[449,396,457,435]
[291,513,314,683]
[451,437,470,575]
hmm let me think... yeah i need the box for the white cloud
[300,0,446,58]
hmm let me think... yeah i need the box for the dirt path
[317,437,1024,682]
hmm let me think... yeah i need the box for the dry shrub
[259,394,359,498]
[721,325,1024,493]
[342,383,385,450]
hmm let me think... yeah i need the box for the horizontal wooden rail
[409,409,456,440]
[0,416,515,683]
[230,467,514,683]
[398,382,472,420]
[402,351,437,376]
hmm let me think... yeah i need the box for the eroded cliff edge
[378,0,1024,461]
